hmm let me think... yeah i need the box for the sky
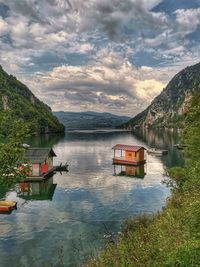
[0,0,200,116]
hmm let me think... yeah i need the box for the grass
[86,168,200,267]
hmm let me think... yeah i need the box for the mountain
[0,66,65,134]
[53,111,131,130]
[123,62,200,130]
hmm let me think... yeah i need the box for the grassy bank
[87,95,200,267]
[87,183,200,266]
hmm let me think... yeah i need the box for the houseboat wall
[41,156,53,174]
[47,156,53,169]
[41,162,48,174]
[136,149,145,162]
[125,150,136,162]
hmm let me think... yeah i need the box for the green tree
[0,111,30,187]
[184,93,200,160]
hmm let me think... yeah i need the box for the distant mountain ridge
[123,62,200,130]
[53,111,130,130]
[0,66,64,134]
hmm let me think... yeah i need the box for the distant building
[25,147,56,177]
[112,144,146,166]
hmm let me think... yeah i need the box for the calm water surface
[0,130,184,267]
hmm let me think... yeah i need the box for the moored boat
[174,144,187,150]
[147,148,168,156]
[0,201,17,209]
[0,205,12,212]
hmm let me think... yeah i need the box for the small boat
[147,148,168,156]
[0,201,17,209]
[0,205,12,212]
[22,143,30,148]
[174,144,187,150]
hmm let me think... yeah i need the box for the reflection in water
[133,128,185,167]
[17,177,57,201]
[25,133,65,148]
[0,130,184,267]
[0,186,10,200]
[114,164,146,178]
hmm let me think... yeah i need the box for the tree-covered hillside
[0,66,64,134]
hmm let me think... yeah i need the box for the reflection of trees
[63,131,132,142]
[132,129,185,167]
[25,131,132,147]
[0,185,10,199]
[132,128,181,149]
[25,133,65,147]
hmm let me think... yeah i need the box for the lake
[0,129,184,267]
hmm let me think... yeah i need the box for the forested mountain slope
[123,62,200,129]
[0,66,64,134]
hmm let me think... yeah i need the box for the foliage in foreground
[87,94,200,267]
[0,112,30,187]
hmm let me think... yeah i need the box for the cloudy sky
[0,0,200,116]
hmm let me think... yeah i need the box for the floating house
[25,147,56,177]
[112,144,146,166]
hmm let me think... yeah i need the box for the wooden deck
[113,158,146,166]
[23,164,68,182]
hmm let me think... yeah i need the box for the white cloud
[0,0,199,117]
[142,0,163,10]
[175,8,200,34]
[0,16,9,35]
[135,79,165,102]
[22,50,165,116]
[78,43,94,54]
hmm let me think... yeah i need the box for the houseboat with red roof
[112,144,146,166]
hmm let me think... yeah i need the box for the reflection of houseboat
[112,144,146,166]
[18,176,56,200]
[114,164,146,178]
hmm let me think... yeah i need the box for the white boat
[22,143,30,148]
[147,148,168,156]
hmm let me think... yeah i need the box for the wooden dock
[23,164,68,182]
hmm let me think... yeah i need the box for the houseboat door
[32,164,40,176]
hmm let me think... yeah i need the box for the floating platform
[113,158,146,166]
[23,164,68,182]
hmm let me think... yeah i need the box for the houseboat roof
[112,144,146,152]
[25,147,56,164]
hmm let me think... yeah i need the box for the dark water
[0,130,184,267]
